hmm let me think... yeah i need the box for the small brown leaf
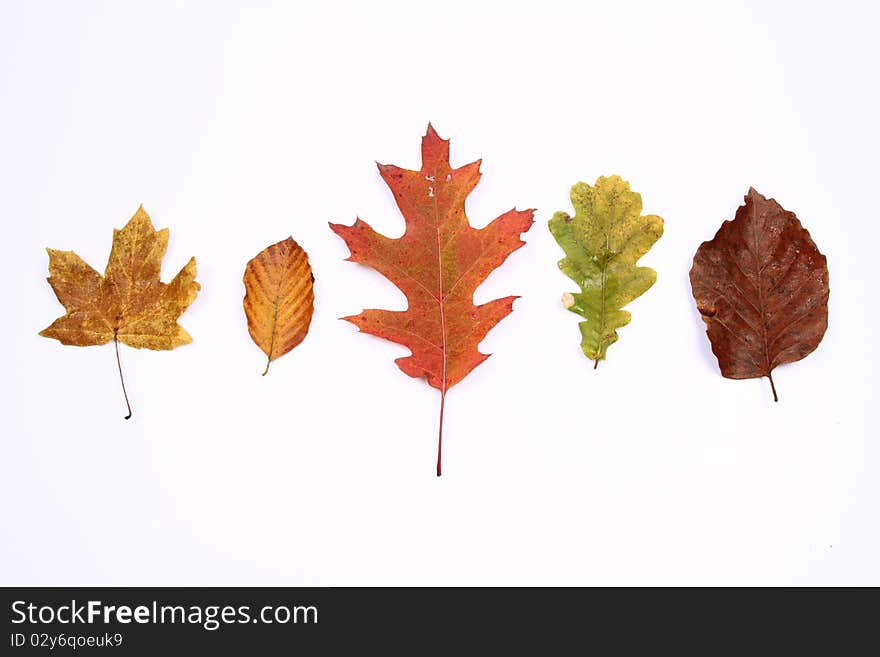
[689,188,829,400]
[243,237,315,375]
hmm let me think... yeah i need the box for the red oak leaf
[330,125,534,475]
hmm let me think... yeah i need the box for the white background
[1,0,878,585]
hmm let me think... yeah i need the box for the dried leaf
[330,125,534,475]
[39,205,199,417]
[549,176,663,367]
[243,237,315,375]
[689,188,829,400]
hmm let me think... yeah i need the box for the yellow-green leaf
[549,176,663,367]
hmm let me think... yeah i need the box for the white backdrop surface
[1,0,877,585]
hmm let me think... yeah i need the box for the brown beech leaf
[243,237,315,375]
[330,124,534,475]
[39,205,199,418]
[689,188,829,400]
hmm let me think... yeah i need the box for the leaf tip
[746,186,765,202]
[328,221,350,239]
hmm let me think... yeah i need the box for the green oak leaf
[549,175,663,368]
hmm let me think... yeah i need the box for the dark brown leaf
[689,188,829,400]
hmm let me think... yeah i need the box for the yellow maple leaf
[40,205,199,417]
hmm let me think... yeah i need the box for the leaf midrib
[749,208,772,375]
[433,190,447,393]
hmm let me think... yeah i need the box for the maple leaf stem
[114,332,132,420]
[768,373,779,403]
[436,389,446,477]
[593,358,600,370]
[262,356,271,377]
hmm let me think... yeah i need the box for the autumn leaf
[330,124,534,476]
[40,205,199,418]
[548,176,663,367]
[243,237,315,375]
[689,188,829,401]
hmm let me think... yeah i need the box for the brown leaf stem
[114,331,132,420]
[768,373,778,403]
